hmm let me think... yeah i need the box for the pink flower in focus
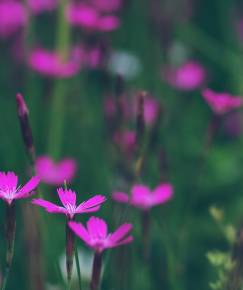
[112,183,173,210]
[27,0,58,14]
[35,156,77,186]
[0,1,28,38]
[113,130,136,154]
[0,172,40,205]
[66,3,120,32]
[28,48,82,78]
[165,61,206,91]
[69,216,133,253]
[32,188,106,219]
[91,0,122,12]
[202,89,243,115]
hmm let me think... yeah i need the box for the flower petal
[16,175,40,199]
[68,221,91,245]
[87,216,107,239]
[32,198,66,214]
[151,183,173,206]
[0,172,18,190]
[109,236,133,248]
[112,192,129,203]
[57,187,76,207]
[76,195,106,213]
[109,223,133,244]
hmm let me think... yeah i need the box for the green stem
[75,246,82,290]
[1,203,16,290]
[47,0,71,159]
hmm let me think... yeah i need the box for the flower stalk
[47,0,71,159]
[1,203,16,290]
[90,252,102,290]
[66,219,75,285]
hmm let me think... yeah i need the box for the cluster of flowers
[0,0,123,78]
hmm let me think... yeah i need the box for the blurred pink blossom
[28,48,83,78]
[113,130,136,154]
[112,183,173,210]
[69,217,133,253]
[35,156,77,186]
[202,89,243,115]
[0,1,28,38]
[27,0,58,14]
[0,172,40,205]
[135,96,160,126]
[66,3,120,32]
[165,61,206,91]
[32,187,106,219]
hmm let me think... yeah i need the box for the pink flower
[66,3,120,32]
[32,188,106,219]
[27,0,58,14]
[202,89,243,115]
[0,1,28,38]
[0,172,40,205]
[113,130,136,154]
[165,61,206,91]
[91,0,122,12]
[69,216,133,253]
[35,156,77,186]
[28,48,82,78]
[112,183,173,210]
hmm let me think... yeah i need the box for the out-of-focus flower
[104,95,160,126]
[108,51,142,80]
[0,1,28,38]
[91,0,122,13]
[28,48,83,78]
[112,183,173,210]
[0,172,40,205]
[202,89,243,115]
[69,217,133,253]
[27,0,58,14]
[113,130,136,154]
[32,188,106,219]
[66,3,120,32]
[164,61,206,91]
[35,156,77,186]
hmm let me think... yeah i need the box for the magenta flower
[202,89,243,115]
[165,61,206,91]
[91,0,122,12]
[28,48,83,78]
[0,172,40,205]
[66,3,120,32]
[32,188,106,219]
[0,1,28,38]
[69,216,133,253]
[112,183,173,210]
[35,156,77,186]
[27,0,58,14]
[113,130,136,155]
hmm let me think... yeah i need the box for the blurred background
[1,0,243,289]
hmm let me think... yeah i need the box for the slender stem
[90,252,102,290]
[75,246,82,290]
[66,220,75,286]
[1,203,16,290]
[47,0,71,159]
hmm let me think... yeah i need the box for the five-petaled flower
[112,183,173,211]
[69,216,133,253]
[32,188,106,219]
[202,89,243,115]
[0,172,40,205]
